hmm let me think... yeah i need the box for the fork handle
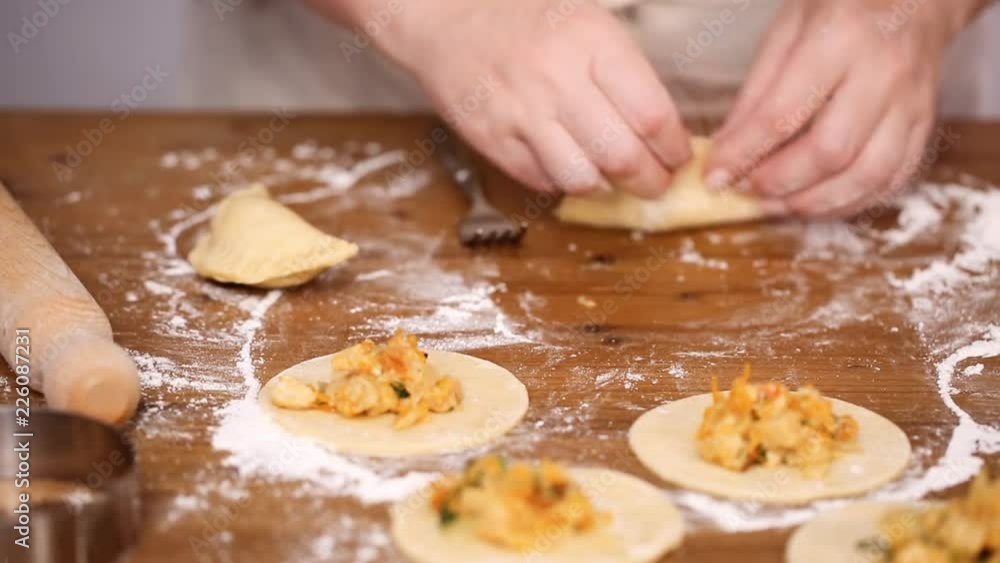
[437,124,491,209]
[454,168,491,211]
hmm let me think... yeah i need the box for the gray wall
[2,0,181,108]
[2,1,998,115]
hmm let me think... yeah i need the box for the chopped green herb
[551,482,568,499]
[439,505,458,526]
[391,382,410,399]
[855,536,890,561]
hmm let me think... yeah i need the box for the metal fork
[436,123,526,246]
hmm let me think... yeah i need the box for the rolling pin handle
[43,335,140,425]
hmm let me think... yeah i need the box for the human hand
[706,0,980,217]
[373,0,692,198]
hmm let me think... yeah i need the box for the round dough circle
[628,394,911,505]
[785,501,936,563]
[259,350,529,457]
[390,467,684,563]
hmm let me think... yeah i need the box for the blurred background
[2,0,999,116]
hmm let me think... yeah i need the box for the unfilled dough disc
[628,394,911,505]
[259,350,529,456]
[391,467,684,563]
[785,501,935,563]
[555,136,764,232]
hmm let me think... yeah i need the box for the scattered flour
[677,237,729,270]
[623,368,645,390]
[291,141,319,160]
[160,149,218,170]
[667,364,688,379]
[130,352,178,389]
[594,371,616,387]
[57,191,83,204]
[962,363,984,376]
[134,141,1000,551]
[881,193,944,249]
[797,220,872,259]
[885,326,1000,498]
[138,141,536,560]
[192,184,213,201]
[160,152,180,169]
[354,269,392,282]
[130,351,234,393]
[889,184,1000,294]
[143,280,175,296]
[680,182,1000,531]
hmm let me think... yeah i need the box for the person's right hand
[372,0,691,197]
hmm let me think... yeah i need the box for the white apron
[179,0,988,118]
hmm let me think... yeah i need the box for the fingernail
[705,169,731,192]
[760,199,788,216]
[595,176,614,193]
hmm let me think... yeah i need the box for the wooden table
[1,112,997,563]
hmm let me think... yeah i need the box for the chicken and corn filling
[430,455,605,551]
[269,330,462,429]
[696,366,859,478]
[862,469,999,563]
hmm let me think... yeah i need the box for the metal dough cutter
[0,408,140,563]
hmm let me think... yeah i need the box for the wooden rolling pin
[0,182,139,424]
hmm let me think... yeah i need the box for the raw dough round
[259,350,529,456]
[391,467,684,563]
[628,394,911,505]
[556,137,765,232]
[785,501,935,563]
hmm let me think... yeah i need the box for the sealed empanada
[556,137,766,232]
[188,184,358,288]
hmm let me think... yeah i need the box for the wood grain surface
[0,112,997,563]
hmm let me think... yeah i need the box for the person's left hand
[705,0,977,218]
